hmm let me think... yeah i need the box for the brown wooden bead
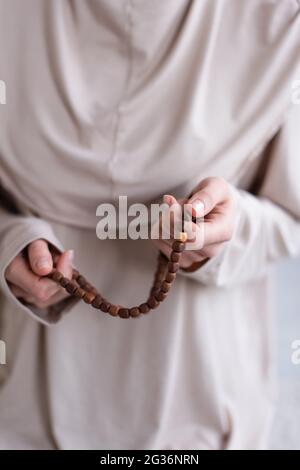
[139,303,150,314]
[129,307,140,318]
[66,282,77,295]
[156,272,165,282]
[77,275,86,286]
[158,261,167,271]
[100,301,110,313]
[151,287,160,297]
[51,271,63,283]
[172,241,184,252]
[147,296,160,309]
[92,295,103,308]
[72,269,79,279]
[159,259,168,271]
[177,231,188,242]
[170,252,180,262]
[165,272,176,282]
[155,291,168,302]
[74,287,85,299]
[161,281,172,293]
[108,305,119,317]
[84,282,93,291]
[60,277,69,288]
[119,308,130,318]
[84,285,97,295]
[168,262,179,273]
[52,242,183,318]
[83,292,96,304]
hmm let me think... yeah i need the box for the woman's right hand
[5,239,74,309]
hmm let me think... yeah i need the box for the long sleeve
[0,202,77,324]
[181,103,300,287]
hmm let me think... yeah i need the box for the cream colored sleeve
[0,206,77,324]
[180,103,300,287]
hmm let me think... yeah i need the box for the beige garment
[1,0,300,450]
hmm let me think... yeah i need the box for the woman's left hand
[152,177,236,270]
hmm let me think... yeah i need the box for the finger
[163,194,177,206]
[179,250,206,268]
[202,213,234,245]
[28,239,53,276]
[6,255,61,302]
[201,241,225,259]
[9,284,35,303]
[10,279,69,308]
[56,250,74,279]
[28,288,70,309]
[28,251,75,307]
[43,286,71,307]
[152,195,180,241]
[183,220,205,250]
[152,238,172,258]
[9,284,29,297]
[161,195,184,240]
[188,177,230,216]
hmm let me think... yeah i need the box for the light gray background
[270,259,300,449]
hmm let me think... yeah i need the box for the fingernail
[191,200,204,217]
[68,250,74,263]
[163,194,174,206]
[36,258,51,269]
[163,194,170,204]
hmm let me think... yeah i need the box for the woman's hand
[153,177,236,270]
[5,239,74,308]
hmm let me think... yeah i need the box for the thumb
[162,194,183,239]
[56,250,74,279]
[163,194,178,206]
[28,239,53,276]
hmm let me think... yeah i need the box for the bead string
[46,232,188,318]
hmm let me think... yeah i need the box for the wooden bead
[139,303,150,314]
[165,272,176,282]
[73,287,85,298]
[66,283,77,295]
[119,308,130,318]
[172,241,184,253]
[72,269,79,279]
[108,305,119,317]
[156,272,165,282]
[155,291,167,302]
[151,287,160,297]
[60,277,69,288]
[83,292,96,304]
[51,271,63,283]
[147,296,160,309]
[159,258,167,266]
[92,295,103,308]
[170,252,180,262]
[161,281,172,293]
[100,301,110,313]
[77,275,86,286]
[168,262,179,273]
[177,231,188,242]
[53,244,183,318]
[129,307,140,318]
